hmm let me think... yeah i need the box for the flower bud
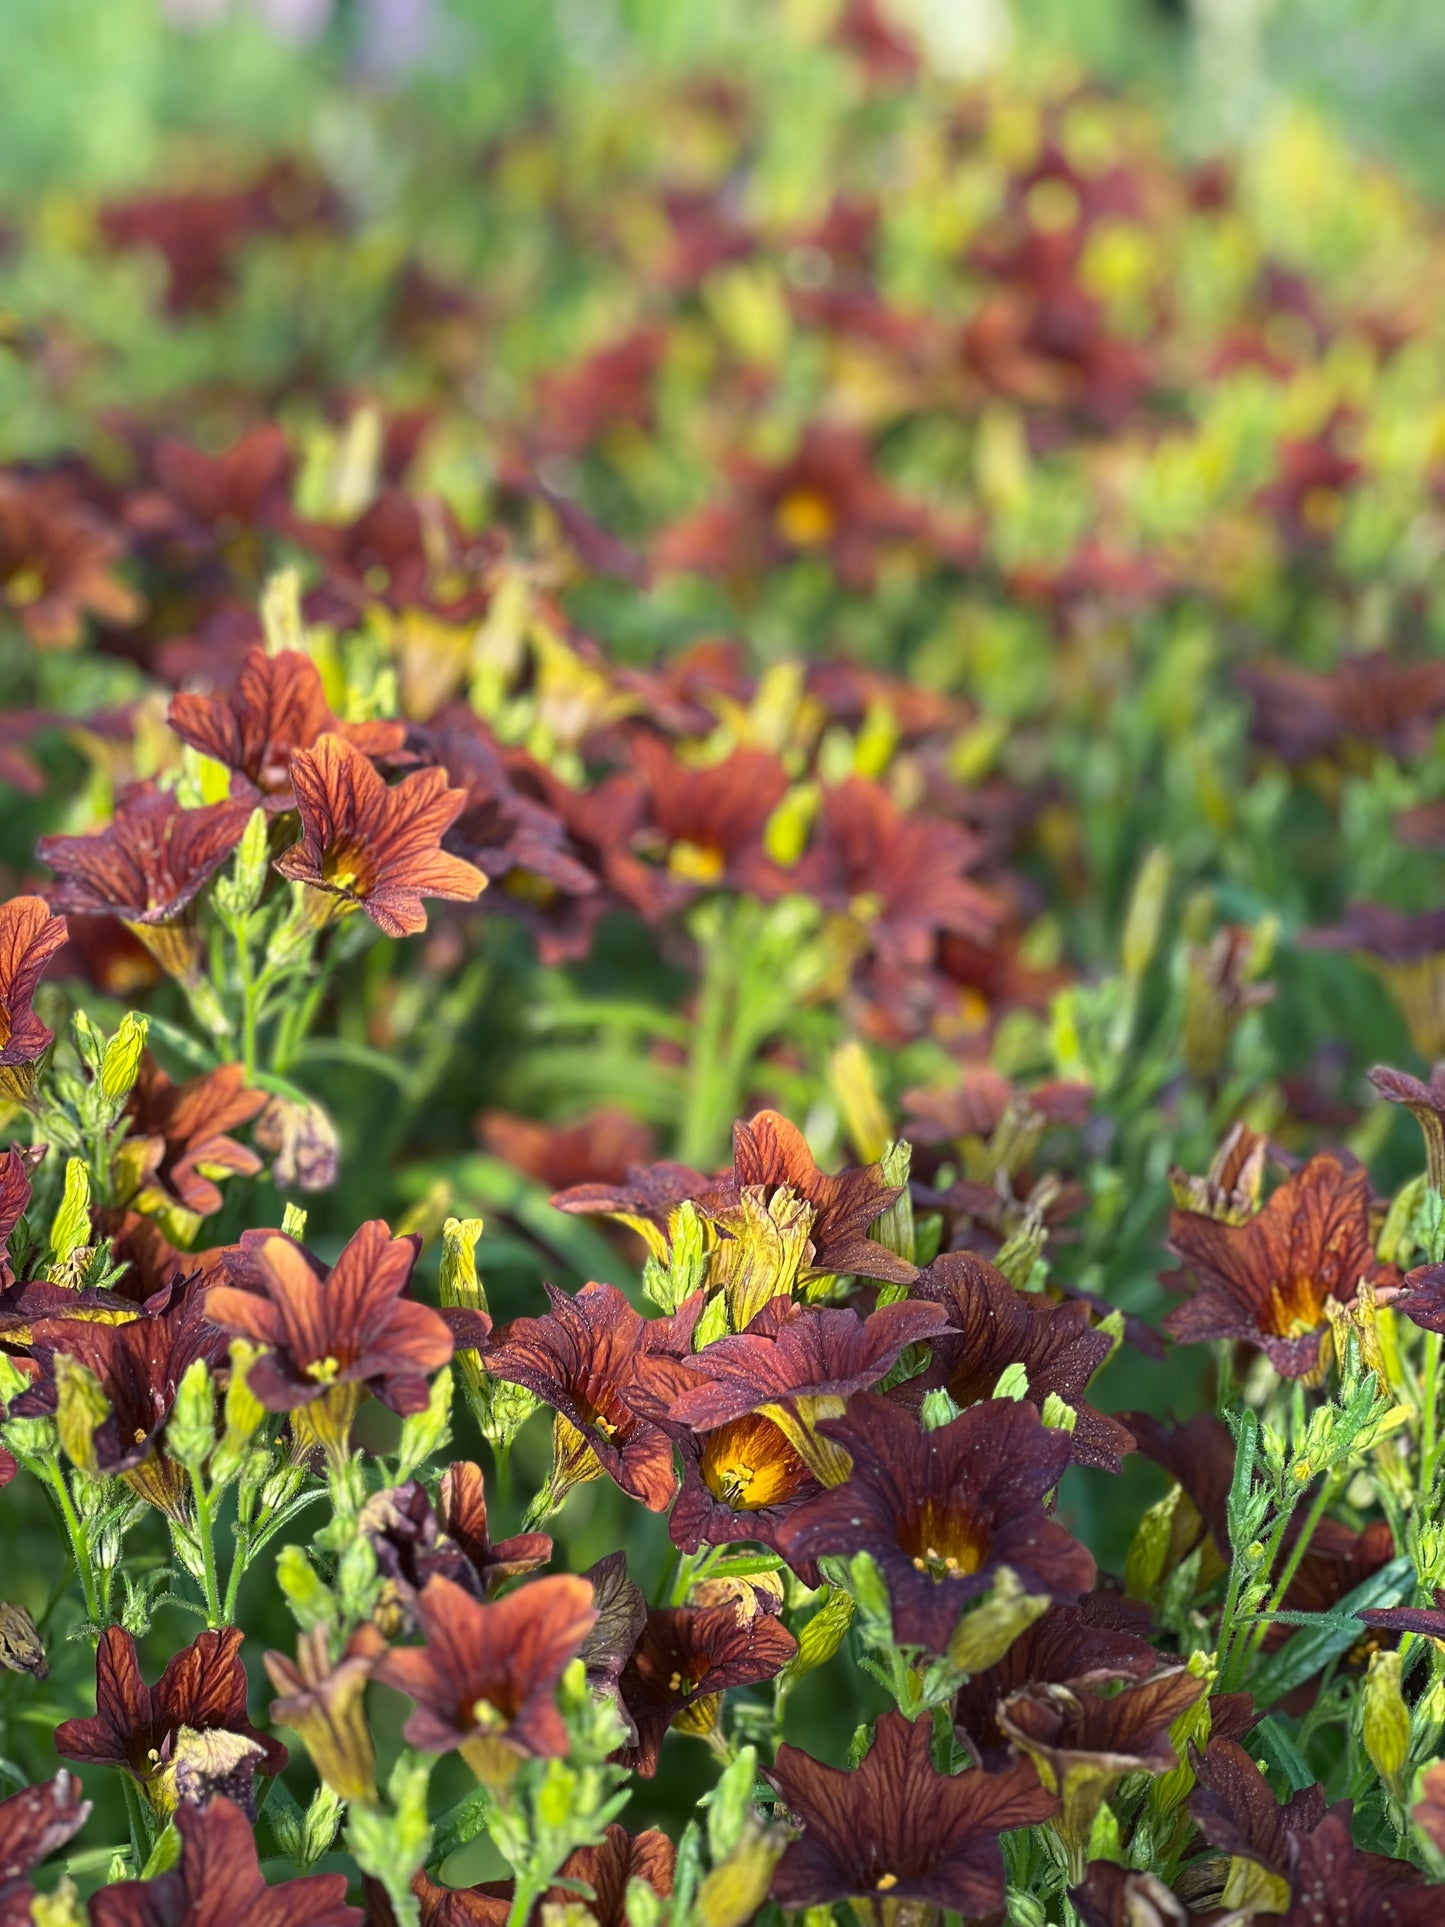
[948,1564,1051,1675]
[0,1600,47,1678]
[54,1353,108,1475]
[99,1012,148,1110]
[1363,1647,1412,1799]
[166,1359,216,1474]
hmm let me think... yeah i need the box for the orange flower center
[904,1498,988,1581]
[1265,1274,1329,1339]
[773,489,837,550]
[700,1415,809,1511]
[667,839,727,885]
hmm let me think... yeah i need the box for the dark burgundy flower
[646,1298,948,1444]
[1190,1736,1327,1884]
[530,325,666,456]
[169,648,406,811]
[373,1572,596,1783]
[1305,906,1445,1060]
[550,1159,712,1264]
[618,1602,797,1776]
[275,734,486,937]
[781,1394,1095,1654]
[1279,1807,1438,1924]
[205,1220,459,1462]
[768,1709,1053,1912]
[0,895,67,1099]
[88,1794,360,1927]
[911,1251,1135,1472]
[15,1272,227,1516]
[412,1822,673,1927]
[575,1552,648,1737]
[0,473,138,648]
[126,427,295,563]
[120,1056,266,1220]
[485,1281,696,1511]
[1071,1862,1187,1927]
[1358,1585,1445,1642]
[361,1460,551,1629]
[953,1595,1158,1767]
[0,1771,90,1927]
[1371,1064,1445,1191]
[56,1625,286,1817]
[1236,654,1445,767]
[37,784,251,979]
[1164,1154,1394,1378]
[801,777,999,975]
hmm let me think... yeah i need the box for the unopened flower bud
[1363,1648,1412,1799]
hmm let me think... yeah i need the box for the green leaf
[1244,1556,1413,1705]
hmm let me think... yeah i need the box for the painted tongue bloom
[87,1794,361,1927]
[0,1772,91,1925]
[274,733,486,937]
[0,896,67,1102]
[37,782,252,980]
[484,1280,699,1511]
[204,1219,464,1467]
[55,1625,287,1819]
[372,1571,597,1786]
[168,646,406,810]
[117,1055,266,1227]
[767,1708,1056,1915]
[617,1601,798,1776]
[360,1459,552,1631]
[780,1392,1095,1655]
[1164,1152,1394,1379]
[412,1822,675,1927]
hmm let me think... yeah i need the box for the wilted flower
[768,1709,1054,1913]
[485,1281,698,1510]
[265,1625,387,1806]
[55,1625,286,1818]
[781,1393,1095,1654]
[88,1794,360,1927]
[204,1220,461,1465]
[252,1091,341,1193]
[275,734,487,936]
[0,895,68,1102]
[169,647,407,810]
[360,1460,552,1629]
[0,1771,91,1924]
[998,1668,1205,1876]
[373,1572,597,1784]
[1071,1862,1188,1927]
[1164,1153,1393,1378]
[38,783,252,978]
[618,1602,797,1776]
[912,1251,1135,1472]
[953,1595,1158,1767]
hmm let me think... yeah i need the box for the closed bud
[992,1362,1029,1402]
[215,807,271,920]
[281,1200,308,1240]
[48,1159,92,1272]
[707,1745,760,1862]
[763,780,820,869]
[828,1040,891,1165]
[1122,846,1171,981]
[300,1784,346,1867]
[624,1876,667,1927]
[696,1818,787,1927]
[1041,1392,1078,1434]
[1006,1894,1048,1927]
[31,1877,86,1927]
[920,1388,962,1431]
[276,1544,337,1633]
[69,1010,103,1074]
[869,1141,915,1269]
[642,1199,710,1314]
[166,1358,216,1473]
[1364,1648,1412,1799]
[777,1589,855,1697]
[99,1012,149,1110]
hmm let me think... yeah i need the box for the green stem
[677,905,742,1168]
[1421,1332,1442,1502]
[189,1470,224,1628]
[38,1461,100,1630]
[221,1521,250,1626]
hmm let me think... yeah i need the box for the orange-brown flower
[126,426,295,563]
[204,1220,463,1463]
[0,473,139,648]
[89,1795,360,1927]
[768,1710,1053,1913]
[0,1772,91,1927]
[120,1056,266,1220]
[373,1572,596,1782]
[0,896,67,1097]
[477,1106,655,1192]
[618,1602,797,1776]
[360,1461,552,1628]
[1236,653,1445,767]
[1164,1152,1394,1377]
[55,1624,286,1815]
[169,648,406,810]
[37,782,251,977]
[484,1282,698,1511]
[412,1822,674,1927]
[611,739,793,915]
[275,734,486,937]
